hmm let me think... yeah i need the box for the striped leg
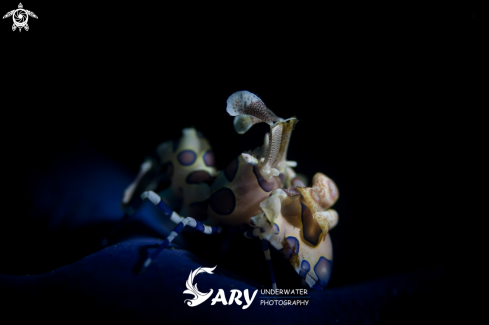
[102,190,184,247]
[142,214,220,270]
[244,228,278,290]
[104,190,220,269]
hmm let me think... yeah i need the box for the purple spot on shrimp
[252,166,275,192]
[186,170,213,186]
[203,150,215,167]
[224,158,238,182]
[314,256,332,288]
[299,260,311,279]
[178,150,197,166]
[273,223,279,234]
[282,236,299,259]
[209,187,236,215]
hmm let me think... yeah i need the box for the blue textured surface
[0,242,463,324]
[0,143,471,324]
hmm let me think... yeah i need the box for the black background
[1,0,482,310]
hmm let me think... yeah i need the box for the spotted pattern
[188,200,209,220]
[245,101,276,124]
[252,165,275,192]
[301,203,323,246]
[178,150,197,166]
[209,187,236,215]
[314,256,332,288]
[282,236,299,260]
[203,150,215,167]
[224,158,239,182]
[186,170,213,186]
[299,260,311,279]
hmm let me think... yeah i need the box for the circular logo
[13,9,28,27]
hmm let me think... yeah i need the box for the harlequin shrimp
[104,91,340,290]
